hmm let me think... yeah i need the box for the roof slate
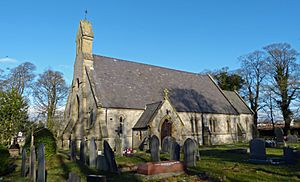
[92,55,239,114]
[133,101,162,129]
[223,91,253,114]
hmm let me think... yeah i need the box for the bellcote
[76,20,94,60]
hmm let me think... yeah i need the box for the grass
[2,143,300,181]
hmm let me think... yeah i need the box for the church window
[227,120,231,133]
[76,95,80,120]
[209,118,216,132]
[89,109,94,127]
[139,131,142,141]
[77,78,80,88]
[245,118,249,131]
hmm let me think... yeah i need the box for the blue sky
[0,0,299,84]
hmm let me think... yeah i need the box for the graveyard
[2,135,300,182]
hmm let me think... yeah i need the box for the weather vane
[84,9,88,20]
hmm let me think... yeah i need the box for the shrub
[24,128,57,159]
[0,144,10,175]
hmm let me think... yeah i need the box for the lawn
[2,143,300,182]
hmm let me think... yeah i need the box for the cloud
[0,57,18,63]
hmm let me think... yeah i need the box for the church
[61,20,254,150]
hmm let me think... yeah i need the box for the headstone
[114,136,123,156]
[37,143,45,182]
[161,136,176,153]
[283,147,296,164]
[274,128,284,144]
[80,140,87,164]
[87,175,106,182]
[183,138,196,167]
[249,138,266,160]
[70,140,76,161]
[96,155,108,171]
[103,140,119,173]
[89,137,97,168]
[150,135,160,162]
[68,172,80,182]
[287,134,298,143]
[193,139,200,161]
[169,141,180,161]
[29,146,36,182]
[21,149,26,177]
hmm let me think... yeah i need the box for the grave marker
[183,138,196,167]
[150,135,160,162]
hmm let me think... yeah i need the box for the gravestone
[68,172,80,182]
[169,140,180,161]
[89,137,97,168]
[287,134,298,143]
[97,154,108,171]
[161,136,176,153]
[114,136,123,156]
[150,135,160,162]
[183,138,196,167]
[37,143,45,182]
[103,140,119,173]
[70,140,76,161]
[283,147,296,164]
[80,140,87,164]
[249,138,266,160]
[193,139,200,161]
[21,149,26,177]
[274,128,284,144]
[29,146,36,182]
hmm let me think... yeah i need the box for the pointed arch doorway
[161,119,172,142]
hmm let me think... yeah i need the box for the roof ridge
[93,54,207,76]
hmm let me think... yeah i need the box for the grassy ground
[2,143,300,182]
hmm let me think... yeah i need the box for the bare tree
[264,43,300,134]
[33,69,68,131]
[7,62,36,95]
[239,51,268,127]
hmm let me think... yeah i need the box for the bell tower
[76,20,94,67]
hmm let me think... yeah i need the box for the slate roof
[223,91,253,114]
[92,55,239,114]
[133,101,162,129]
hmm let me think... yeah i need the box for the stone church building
[61,20,254,150]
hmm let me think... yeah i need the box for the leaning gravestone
[114,136,123,156]
[70,140,76,161]
[104,140,119,173]
[183,138,196,167]
[80,140,87,164]
[29,146,36,182]
[68,172,80,182]
[37,143,45,182]
[169,140,180,161]
[97,154,108,171]
[89,137,97,168]
[21,149,26,177]
[150,135,160,162]
[274,128,284,145]
[250,138,266,160]
[162,136,176,153]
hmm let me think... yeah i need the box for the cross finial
[163,88,169,100]
[84,9,88,20]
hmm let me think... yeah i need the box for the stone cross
[170,140,180,161]
[114,136,123,156]
[21,149,26,177]
[104,140,119,173]
[89,137,97,168]
[29,145,36,182]
[150,135,160,162]
[70,140,76,161]
[183,138,196,167]
[249,138,266,160]
[37,143,45,182]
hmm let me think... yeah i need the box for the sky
[0,0,300,84]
